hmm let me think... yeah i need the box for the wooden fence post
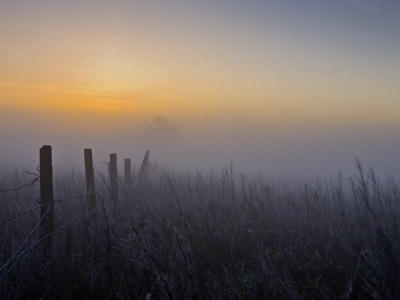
[84,149,96,211]
[124,158,131,186]
[137,150,150,188]
[138,150,150,177]
[40,145,54,257]
[109,153,118,204]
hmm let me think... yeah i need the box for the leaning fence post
[84,149,96,211]
[138,150,150,177]
[137,150,150,188]
[109,153,118,204]
[40,145,54,257]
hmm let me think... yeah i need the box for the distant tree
[142,115,179,141]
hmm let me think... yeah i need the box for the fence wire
[0,183,134,228]
[0,171,40,193]
[0,196,41,226]
[0,192,92,226]
[0,205,97,280]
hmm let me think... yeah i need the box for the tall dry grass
[1,161,400,299]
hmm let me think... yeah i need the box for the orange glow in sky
[0,0,399,130]
[1,0,400,175]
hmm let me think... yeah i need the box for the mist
[1,0,399,180]
[2,1,400,298]
[1,107,399,181]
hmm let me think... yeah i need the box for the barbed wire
[0,170,40,193]
[0,188,135,226]
[0,205,97,280]
[0,192,92,226]
[0,197,41,226]
[0,204,51,279]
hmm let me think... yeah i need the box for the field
[1,160,400,299]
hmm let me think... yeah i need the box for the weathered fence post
[138,150,150,177]
[137,150,150,189]
[109,153,118,204]
[40,145,54,257]
[84,149,96,211]
[124,158,131,186]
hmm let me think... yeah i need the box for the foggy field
[2,0,400,299]
[1,161,400,299]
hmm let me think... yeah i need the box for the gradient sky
[1,0,399,176]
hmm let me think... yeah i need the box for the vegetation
[1,161,400,299]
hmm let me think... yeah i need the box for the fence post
[109,153,118,204]
[124,158,131,186]
[137,150,150,188]
[40,145,54,258]
[138,150,150,177]
[84,149,96,211]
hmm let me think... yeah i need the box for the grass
[1,161,400,299]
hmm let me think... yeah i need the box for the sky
[0,0,399,178]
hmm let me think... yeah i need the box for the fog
[1,0,399,181]
[1,108,399,181]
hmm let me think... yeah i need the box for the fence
[0,145,151,258]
